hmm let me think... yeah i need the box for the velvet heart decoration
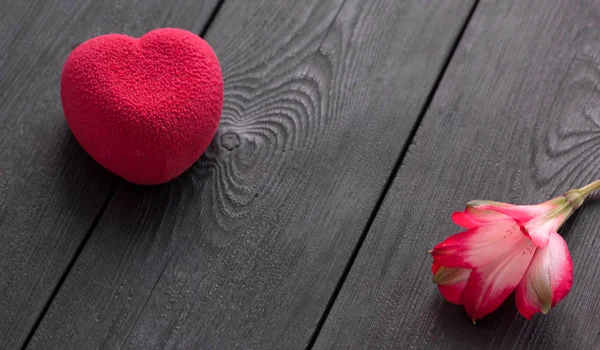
[61,28,224,185]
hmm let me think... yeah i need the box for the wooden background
[1,0,599,348]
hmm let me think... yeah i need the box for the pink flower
[429,192,583,323]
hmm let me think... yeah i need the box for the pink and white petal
[431,220,525,269]
[515,231,573,319]
[549,234,573,306]
[525,209,570,249]
[433,265,472,305]
[468,200,555,224]
[523,218,556,249]
[452,207,512,229]
[462,237,536,322]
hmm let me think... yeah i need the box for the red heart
[61,28,223,185]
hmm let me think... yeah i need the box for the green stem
[564,179,600,210]
[577,179,600,197]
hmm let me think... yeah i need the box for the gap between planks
[305,0,481,348]
[19,2,226,348]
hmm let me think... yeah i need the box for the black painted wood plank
[26,0,475,348]
[0,0,219,348]
[315,0,600,348]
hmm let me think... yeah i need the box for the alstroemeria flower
[429,184,597,323]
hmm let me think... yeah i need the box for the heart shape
[61,28,224,185]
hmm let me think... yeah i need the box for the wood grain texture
[316,0,600,348]
[0,0,219,347]
[26,0,475,348]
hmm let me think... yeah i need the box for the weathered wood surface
[315,0,600,348]
[26,0,475,348]
[0,0,219,348]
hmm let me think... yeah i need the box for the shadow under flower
[427,289,579,349]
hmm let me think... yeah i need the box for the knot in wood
[220,133,240,151]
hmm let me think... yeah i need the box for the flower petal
[431,220,525,268]
[515,231,573,320]
[523,218,556,248]
[452,206,512,229]
[462,237,536,322]
[468,200,555,224]
[432,264,471,305]
[524,205,571,249]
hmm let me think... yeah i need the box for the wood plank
[26,0,475,348]
[315,0,600,348]
[0,0,219,347]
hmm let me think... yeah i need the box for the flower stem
[564,179,600,210]
[577,179,600,197]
